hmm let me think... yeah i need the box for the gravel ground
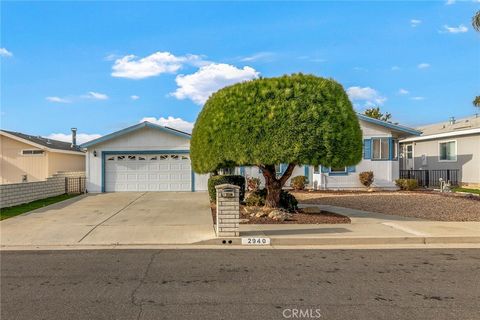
[292,191,480,221]
[211,205,351,224]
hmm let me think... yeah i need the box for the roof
[0,129,84,154]
[356,113,422,136]
[80,121,191,148]
[401,114,480,142]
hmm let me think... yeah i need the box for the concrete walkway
[224,204,480,246]
[1,192,215,247]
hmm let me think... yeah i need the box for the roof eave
[357,114,422,136]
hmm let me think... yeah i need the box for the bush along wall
[208,175,246,202]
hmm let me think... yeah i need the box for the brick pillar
[215,184,240,237]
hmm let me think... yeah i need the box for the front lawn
[0,194,79,221]
[452,187,480,195]
[292,191,480,221]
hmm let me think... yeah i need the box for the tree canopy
[363,107,392,122]
[191,74,363,173]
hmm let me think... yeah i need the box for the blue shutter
[280,163,287,174]
[388,137,393,160]
[321,166,330,173]
[239,166,245,176]
[347,166,356,173]
[304,165,309,177]
[363,139,372,160]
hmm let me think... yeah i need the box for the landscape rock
[302,206,322,214]
[268,209,292,222]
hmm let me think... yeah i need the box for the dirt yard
[292,191,480,221]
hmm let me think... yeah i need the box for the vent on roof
[449,117,456,125]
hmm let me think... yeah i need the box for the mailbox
[221,188,235,198]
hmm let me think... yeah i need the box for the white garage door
[105,154,191,192]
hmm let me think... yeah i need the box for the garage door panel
[105,153,191,192]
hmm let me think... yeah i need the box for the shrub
[208,175,246,202]
[245,192,265,206]
[245,189,298,212]
[247,177,261,192]
[359,171,374,188]
[395,179,418,191]
[290,175,308,190]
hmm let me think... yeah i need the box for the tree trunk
[260,163,296,208]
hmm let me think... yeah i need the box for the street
[1,249,480,320]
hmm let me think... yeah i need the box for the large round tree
[191,74,362,207]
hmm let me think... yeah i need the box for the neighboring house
[0,129,85,184]
[400,115,480,187]
[81,115,420,193]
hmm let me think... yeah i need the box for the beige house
[400,115,480,187]
[0,129,85,184]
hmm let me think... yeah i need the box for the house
[81,115,420,193]
[0,129,85,184]
[400,115,480,187]
[239,114,421,190]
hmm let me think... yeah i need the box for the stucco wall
[48,151,85,176]
[406,134,480,184]
[1,135,48,184]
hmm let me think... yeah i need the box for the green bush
[359,171,374,188]
[290,175,308,190]
[245,189,298,212]
[208,175,246,202]
[245,192,265,206]
[395,179,418,191]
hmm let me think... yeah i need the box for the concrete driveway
[0,192,215,247]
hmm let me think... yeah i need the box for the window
[392,140,399,160]
[150,156,158,160]
[406,145,413,159]
[127,155,136,160]
[372,138,389,160]
[138,156,146,161]
[159,155,168,160]
[117,156,125,161]
[439,141,456,161]
[107,156,115,161]
[22,149,44,155]
[330,167,347,173]
[313,166,320,174]
[170,155,179,160]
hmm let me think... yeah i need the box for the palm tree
[473,96,480,109]
[473,10,480,32]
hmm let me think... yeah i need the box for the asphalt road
[1,249,480,320]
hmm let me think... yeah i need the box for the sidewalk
[200,204,480,247]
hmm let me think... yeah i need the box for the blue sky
[1,1,479,143]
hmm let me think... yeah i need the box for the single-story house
[0,129,85,184]
[81,114,421,193]
[400,115,480,187]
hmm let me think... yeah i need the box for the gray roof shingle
[1,130,84,153]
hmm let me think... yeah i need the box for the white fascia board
[400,128,480,143]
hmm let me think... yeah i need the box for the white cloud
[111,51,204,79]
[442,24,468,33]
[410,19,422,27]
[391,66,401,71]
[0,48,13,57]
[46,96,71,103]
[84,91,109,100]
[418,63,430,69]
[346,86,387,106]
[130,95,140,100]
[411,96,425,101]
[445,0,455,4]
[240,52,275,62]
[47,133,102,145]
[398,89,409,95]
[172,63,260,105]
[140,116,194,133]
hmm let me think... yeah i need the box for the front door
[404,144,414,170]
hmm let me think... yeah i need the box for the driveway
[0,192,215,247]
